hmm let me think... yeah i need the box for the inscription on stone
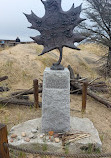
[45,76,68,89]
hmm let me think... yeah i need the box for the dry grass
[0,45,10,52]
[0,43,108,89]
[0,42,110,95]
[0,43,111,157]
[0,47,3,51]
[78,43,108,56]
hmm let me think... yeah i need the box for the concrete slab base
[8,117,102,154]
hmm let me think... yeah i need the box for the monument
[24,0,85,133]
[8,0,102,153]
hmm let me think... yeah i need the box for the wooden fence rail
[82,82,88,112]
[33,79,39,109]
[0,76,8,82]
[0,124,9,158]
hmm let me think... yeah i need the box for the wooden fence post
[33,79,39,108]
[0,124,9,158]
[82,82,88,113]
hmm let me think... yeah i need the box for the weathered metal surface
[24,0,85,69]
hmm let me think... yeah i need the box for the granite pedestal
[42,67,70,133]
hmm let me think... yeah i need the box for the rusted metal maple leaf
[24,0,85,69]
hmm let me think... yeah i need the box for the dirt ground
[0,43,111,157]
[0,94,111,157]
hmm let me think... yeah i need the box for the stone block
[8,117,102,154]
[42,68,70,133]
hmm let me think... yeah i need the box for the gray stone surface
[70,117,102,149]
[42,67,70,133]
[8,117,102,154]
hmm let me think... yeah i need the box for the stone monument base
[8,117,102,154]
[42,68,70,133]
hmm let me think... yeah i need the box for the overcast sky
[0,0,84,41]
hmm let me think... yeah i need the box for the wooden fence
[0,79,90,157]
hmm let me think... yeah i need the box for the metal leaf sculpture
[24,0,85,70]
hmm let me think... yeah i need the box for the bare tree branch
[79,0,111,75]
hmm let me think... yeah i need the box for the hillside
[0,43,111,155]
[0,43,107,91]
